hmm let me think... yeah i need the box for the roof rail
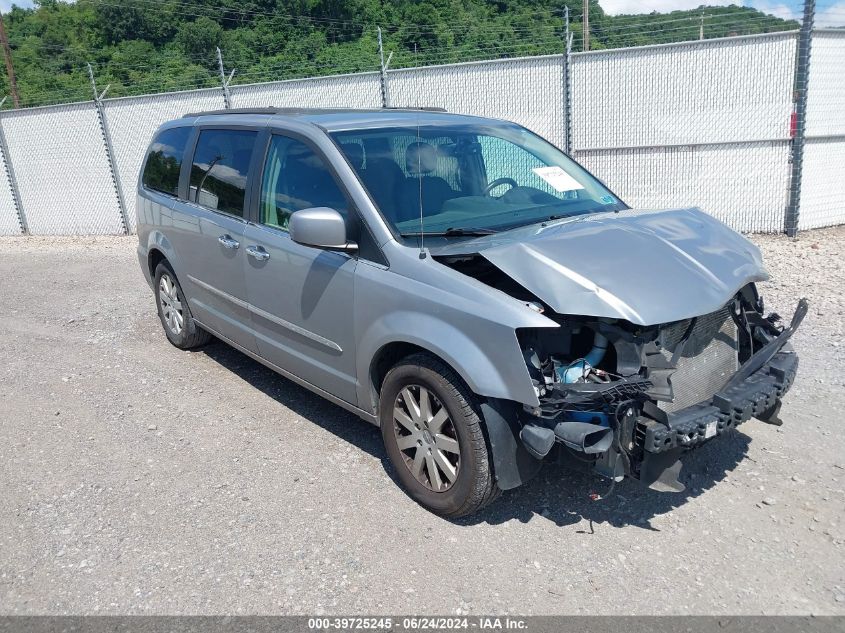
[183,107,278,118]
[384,106,447,112]
[183,106,447,118]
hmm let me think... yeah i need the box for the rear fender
[145,230,184,283]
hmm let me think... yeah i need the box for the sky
[0,0,843,26]
[599,0,845,26]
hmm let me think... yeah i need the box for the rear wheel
[379,353,499,517]
[153,262,211,350]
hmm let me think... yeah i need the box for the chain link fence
[570,32,797,233]
[0,29,842,236]
[388,55,566,149]
[230,72,383,109]
[0,102,123,234]
[800,29,845,230]
[104,88,224,233]
[0,133,20,234]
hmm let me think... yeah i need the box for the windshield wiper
[400,227,498,238]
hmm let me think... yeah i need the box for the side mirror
[289,207,357,253]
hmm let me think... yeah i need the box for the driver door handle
[218,234,240,250]
[246,245,270,261]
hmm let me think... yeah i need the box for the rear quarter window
[142,126,192,197]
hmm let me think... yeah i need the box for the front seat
[360,150,405,223]
[398,142,456,222]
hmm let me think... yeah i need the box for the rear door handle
[246,245,270,261]
[218,234,240,250]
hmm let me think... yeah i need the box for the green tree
[0,0,800,107]
[176,16,224,62]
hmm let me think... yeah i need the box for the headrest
[405,142,438,176]
[341,143,364,170]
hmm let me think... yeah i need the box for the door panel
[243,134,358,404]
[176,208,255,349]
[244,225,358,402]
[168,127,259,352]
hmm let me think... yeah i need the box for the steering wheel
[483,177,519,197]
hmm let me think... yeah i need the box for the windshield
[330,122,626,238]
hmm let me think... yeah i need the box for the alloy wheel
[158,273,184,336]
[393,385,461,492]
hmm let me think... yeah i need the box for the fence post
[88,63,130,235]
[562,7,573,154]
[377,27,391,108]
[0,97,27,234]
[216,47,235,109]
[785,0,815,237]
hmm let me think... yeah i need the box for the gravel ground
[0,226,843,615]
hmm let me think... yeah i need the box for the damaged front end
[515,287,807,493]
[432,208,806,493]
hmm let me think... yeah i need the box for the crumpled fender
[356,310,541,413]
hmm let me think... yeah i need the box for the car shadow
[199,340,750,531]
[199,340,386,457]
[455,435,749,530]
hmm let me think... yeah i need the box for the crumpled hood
[434,208,768,326]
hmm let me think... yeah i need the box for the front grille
[658,307,739,413]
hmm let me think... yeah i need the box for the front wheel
[379,353,499,517]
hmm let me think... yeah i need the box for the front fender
[356,310,539,415]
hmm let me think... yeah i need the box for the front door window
[260,136,349,231]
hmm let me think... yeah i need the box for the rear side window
[189,128,258,218]
[142,126,191,197]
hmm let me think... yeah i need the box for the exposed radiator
[658,307,739,413]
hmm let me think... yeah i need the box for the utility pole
[0,11,19,108]
[582,0,590,51]
[699,12,705,40]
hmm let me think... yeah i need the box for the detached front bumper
[635,346,798,453]
[629,299,808,492]
[636,298,807,457]
[628,298,807,491]
[517,298,807,492]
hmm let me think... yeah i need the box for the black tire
[379,353,500,517]
[153,261,212,350]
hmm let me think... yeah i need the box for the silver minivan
[136,107,805,516]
